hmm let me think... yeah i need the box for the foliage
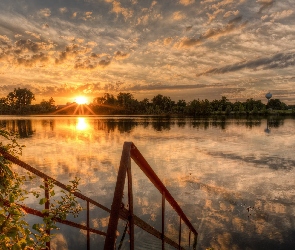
[0,87,292,116]
[0,128,82,249]
[0,88,55,115]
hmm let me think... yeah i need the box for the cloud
[223,10,240,18]
[25,31,41,40]
[39,8,51,17]
[186,26,193,31]
[128,83,222,91]
[178,16,246,48]
[38,83,104,97]
[15,39,40,53]
[179,0,195,6]
[17,52,49,67]
[0,35,10,43]
[114,51,130,60]
[59,7,68,14]
[196,52,295,76]
[98,59,111,67]
[111,1,133,20]
[173,11,185,21]
[42,23,49,29]
[163,37,173,45]
[206,9,224,23]
[257,0,274,14]
[269,9,294,21]
[211,0,234,10]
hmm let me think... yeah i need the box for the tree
[267,99,287,110]
[225,105,232,115]
[39,97,55,113]
[0,129,82,249]
[6,88,35,113]
[152,94,174,114]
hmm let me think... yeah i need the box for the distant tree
[253,105,258,114]
[39,97,55,113]
[0,97,8,114]
[138,98,150,113]
[6,88,35,113]
[225,105,232,115]
[239,104,245,113]
[175,99,187,114]
[267,99,287,110]
[152,94,174,114]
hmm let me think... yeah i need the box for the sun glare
[75,96,88,105]
[76,117,89,131]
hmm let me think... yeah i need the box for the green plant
[0,129,82,249]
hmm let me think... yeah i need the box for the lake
[1,116,295,249]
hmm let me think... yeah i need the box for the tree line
[0,88,55,114]
[0,88,293,115]
[89,92,291,116]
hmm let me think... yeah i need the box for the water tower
[265,92,272,104]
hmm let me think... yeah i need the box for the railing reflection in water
[0,142,197,249]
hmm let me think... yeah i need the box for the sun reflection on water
[76,117,89,131]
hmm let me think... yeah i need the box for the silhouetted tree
[6,88,35,114]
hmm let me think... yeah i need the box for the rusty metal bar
[104,142,132,249]
[0,197,107,236]
[127,157,134,250]
[162,191,165,250]
[129,143,198,236]
[45,178,50,250]
[87,200,90,250]
[0,148,110,213]
[1,142,198,249]
[119,206,185,249]
[178,217,181,249]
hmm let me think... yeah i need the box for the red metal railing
[0,147,109,250]
[104,142,198,249]
[1,142,198,249]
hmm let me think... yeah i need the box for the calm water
[1,116,295,250]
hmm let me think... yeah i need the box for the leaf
[39,198,47,205]
[9,194,15,203]
[6,227,18,237]
[32,223,39,230]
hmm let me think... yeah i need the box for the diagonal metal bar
[129,143,198,237]
[104,142,132,249]
[0,147,110,213]
[0,198,107,236]
[127,157,134,249]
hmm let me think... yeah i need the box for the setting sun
[75,96,88,105]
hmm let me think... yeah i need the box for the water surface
[1,116,295,249]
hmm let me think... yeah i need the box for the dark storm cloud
[197,52,295,77]
[179,16,247,47]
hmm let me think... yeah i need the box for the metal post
[104,142,132,250]
[45,178,50,250]
[162,191,165,250]
[87,201,90,250]
[127,158,134,250]
[178,217,181,249]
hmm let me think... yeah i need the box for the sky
[0,0,294,104]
